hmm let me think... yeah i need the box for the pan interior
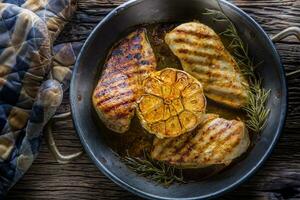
[70,0,287,199]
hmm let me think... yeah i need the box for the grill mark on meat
[178,121,230,162]
[101,98,137,113]
[191,67,236,82]
[177,48,221,60]
[101,70,135,84]
[177,142,195,163]
[166,22,249,108]
[100,69,151,89]
[115,108,135,119]
[95,80,136,97]
[206,85,247,98]
[103,60,139,76]
[214,135,241,163]
[98,75,128,87]
[170,134,191,155]
[96,90,135,105]
[205,122,235,157]
[151,118,248,168]
[175,29,218,40]
[209,124,241,162]
[93,28,156,133]
[156,139,176,158]
[172,38,219,50]
[110,34,143,57]
[195,123,230,148]
[150,139,167,158]
[210,81,242,90]
[181,57,213,66]
[103,57,156,79]
[205,119,223,131]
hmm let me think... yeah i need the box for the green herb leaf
[244,79,271,132]
[121,150,185,186]
[203,7,270,133]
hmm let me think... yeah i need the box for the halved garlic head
[137,68,206,138]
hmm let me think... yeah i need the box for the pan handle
[271,27,300,42]
[44,112,83,164]
[271,27,300,76]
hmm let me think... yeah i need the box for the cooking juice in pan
[93,23,251,180]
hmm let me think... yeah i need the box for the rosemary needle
[121,151,185,186]
[203,8,270,134]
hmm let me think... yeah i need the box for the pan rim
[70,0,288,199]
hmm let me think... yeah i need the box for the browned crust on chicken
[165,22,249,108]
[92,28,156,133]
[151,114,250,168]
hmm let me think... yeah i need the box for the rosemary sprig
[204,7,270,133]
[121,151,185,186]
[203,8,255,77]
[244,80,271,133]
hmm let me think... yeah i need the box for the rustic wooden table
[7,0,300,199]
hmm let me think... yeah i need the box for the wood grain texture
[7,0,300,199]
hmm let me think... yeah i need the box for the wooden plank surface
[7,0,300,199]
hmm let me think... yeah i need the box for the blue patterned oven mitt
[0,0,80,197]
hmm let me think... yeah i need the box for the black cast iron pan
[69,0,300,199]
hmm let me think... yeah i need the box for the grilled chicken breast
[151,114,250,168]
[165,22,249,108]
[92,28,156,133]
